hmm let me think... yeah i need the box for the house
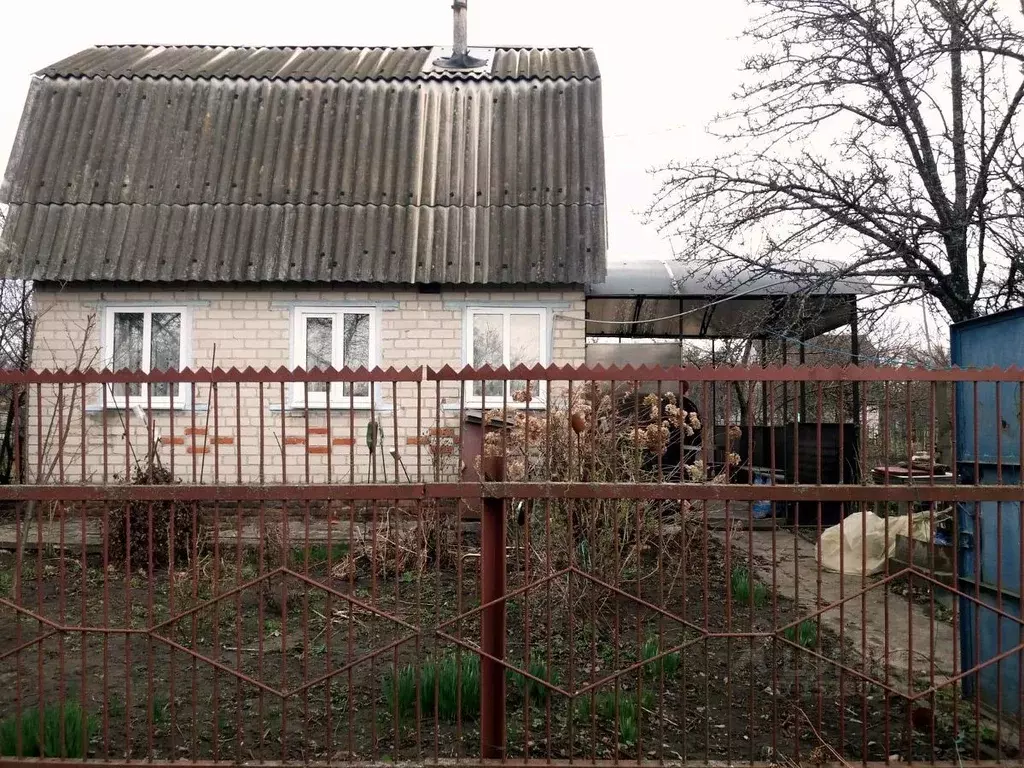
[0,34,606,482]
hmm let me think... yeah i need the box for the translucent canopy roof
[585,259,872,340]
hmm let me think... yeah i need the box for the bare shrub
[335,501,458,579]
[417,501,459,571]
[481,382,736,614]
[108,462,206,571]
[335,425,461,578]
[423,430,460,481]
[169,551,218,643]
[262,517,287,570]
[247,516,302,614]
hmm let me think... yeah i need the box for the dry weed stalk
[169,551,238,643]
[256,516,288,611]
[337,502,458,579]
[337,424,463,577]
[329,424,462,579]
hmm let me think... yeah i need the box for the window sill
[443,402,546,412]
[269,403,395,414]
[85,403,207,414]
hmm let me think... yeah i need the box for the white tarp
[818,510,951,576]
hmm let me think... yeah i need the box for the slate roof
[40,45,600,82]
[0,45,605,285]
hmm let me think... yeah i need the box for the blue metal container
[950,307,1024,717]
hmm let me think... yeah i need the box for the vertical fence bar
[233,498,243,765]
[543,378,553,763]
[815,379,824,741]
[860,365,870,759]
[1019,378,1024,760]
[882,380,892,758]
[699,376,711,765]
[11,383,23,759]
[927,378,938,762]
[391,380,400,482]
[279,382,287,485]
[433,378,444,763]
[799,342,807,420]
[972,379,982,760]
[33,381,40,485]
[189,382,197,483]
[478,441,507,758]
[55,384,68,757]
[1016,374,1024,761]
[723,376,734,762]
[258,382,265,485]
[785,368,799,764]
[768,372,779,761]
[995,380,1005,752]
[324,381,335,761]
[235,381,242,483]
[837,373,847,754]
[145,376,155,762]
[903,376,915,762]
[946,372,960,755]
[77,381,88,763]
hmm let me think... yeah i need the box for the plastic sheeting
[818,510,951,576]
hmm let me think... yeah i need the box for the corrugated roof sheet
[3,203,605,284]
[1,45,605,286]
[585,260,868,339]
[40,45,601,82]
[587,260,872,297]
[4,77,603,207]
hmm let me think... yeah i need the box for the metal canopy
[585,259,872,340]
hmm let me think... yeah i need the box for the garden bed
[0,520,1010,765]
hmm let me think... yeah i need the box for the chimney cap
[434,50,488,70]
[429,46,494,72]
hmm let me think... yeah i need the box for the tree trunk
[947,4,975,322]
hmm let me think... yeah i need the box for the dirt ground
[0,516,1017,764]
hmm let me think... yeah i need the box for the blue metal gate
[951,307,1024,717]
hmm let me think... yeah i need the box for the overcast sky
[0,0,751,265]
[3,0,1020,346]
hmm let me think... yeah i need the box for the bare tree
[0,208,33,482]
[650,0,1024,323]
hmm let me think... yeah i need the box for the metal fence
[0,364,1021,767]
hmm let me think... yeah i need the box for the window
[103,307,189,408]
[465,307,548,405]
[291,307,377,407]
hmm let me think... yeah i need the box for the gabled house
[0,37,605,482]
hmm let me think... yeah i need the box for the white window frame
[290,306,379,409]
[102,305,190,410]
[463,306,550,408]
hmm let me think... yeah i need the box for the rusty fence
[0,364,1021,767]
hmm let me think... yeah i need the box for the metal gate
[952,308,1024,723]
[0,364,1020,766]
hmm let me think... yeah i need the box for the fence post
[479,454,507,760]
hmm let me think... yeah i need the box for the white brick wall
[29,286,586,483]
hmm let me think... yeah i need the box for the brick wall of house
[28,286,586,484]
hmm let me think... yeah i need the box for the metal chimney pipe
[453,0,468,58]
[434,0,484,69]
